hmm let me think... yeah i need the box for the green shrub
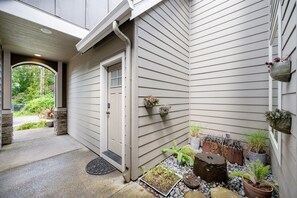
[14,121,46,131]
[247,130,268,153]
[23,94,54,113]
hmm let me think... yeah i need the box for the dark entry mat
[86,157,116,175]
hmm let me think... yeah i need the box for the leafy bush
[23,94,54,113]
[162,140,195,166]
[14,121,46,131]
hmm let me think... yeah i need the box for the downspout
[112,20,132,182]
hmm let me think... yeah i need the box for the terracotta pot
[222,145,243,165]
[243,179,273,198]
[202,141,221,155]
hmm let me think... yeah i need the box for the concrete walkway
[0,128,154,198]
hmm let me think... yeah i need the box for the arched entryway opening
[12,62,56,134]
[1,52,67,146]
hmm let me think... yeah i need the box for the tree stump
[193,153,227,183]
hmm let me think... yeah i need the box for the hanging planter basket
[265,109,292,134]
[267,118,291,134]
[270,60,291,82]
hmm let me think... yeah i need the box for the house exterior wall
[0,46,2,149]
[189,0,270,140]
[270,0,297,197]
[135,0,190,177]
[18,0,122,29]
[67,21,134,155]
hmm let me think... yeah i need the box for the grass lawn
[14,121,46,131]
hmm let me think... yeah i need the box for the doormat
[86,157,116,175]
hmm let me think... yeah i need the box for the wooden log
[193,153,227,183]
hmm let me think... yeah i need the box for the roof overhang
[76,0,133,53]
[131,0,162,19]
[0,1,89,39]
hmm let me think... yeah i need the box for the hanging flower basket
[159,105,171,117]
[266,58,291,82]
[265,109,291,134]
[143,96,159,109]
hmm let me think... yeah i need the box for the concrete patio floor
[0,128,154,198]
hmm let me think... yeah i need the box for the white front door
[107,64,122,156]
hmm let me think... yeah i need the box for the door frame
[100,52,126,172]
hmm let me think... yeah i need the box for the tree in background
[12,65,55,114]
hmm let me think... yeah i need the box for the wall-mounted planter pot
[267,118,291,134]
[270,61,291,82]
[159,105,171,117]
[143,100,154,109]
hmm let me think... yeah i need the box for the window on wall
[268,4,282,165]
[110,68,122,87]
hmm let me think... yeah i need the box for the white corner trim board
[0,1,89,39]
[76,0,133,53]
[131,0,163,19]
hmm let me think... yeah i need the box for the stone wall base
[2,113,13,145]
[54,109,67,135]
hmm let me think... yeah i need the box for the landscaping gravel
[138,156,279,198]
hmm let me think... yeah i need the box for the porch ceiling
[0,12,79,62]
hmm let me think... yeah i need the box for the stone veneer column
[2,111,13,145]
[54,108,67,135]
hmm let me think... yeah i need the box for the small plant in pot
[246,130,268,165]
[229,160,278,198]
[189,125,201,150]
[265,108,291,134]
[39,108,54,127]
[143,95,159,109]
[159,105,171,117]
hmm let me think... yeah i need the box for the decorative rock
[183,173,200,189]
[194,153,227,183]
[184,191,206,198]
[210,187,242,198]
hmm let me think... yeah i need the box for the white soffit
[0,1,89,39]
[131,0,163,19]
[76,0,133,53]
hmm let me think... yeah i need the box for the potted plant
[143,95,159,109]
[229,160,278,198]
[189,125,201,150]
[265,57,291,82]
[265,108,291,134]
[159,105,171,117]
[246,130,268,165]
[140,165,181,196]
[39,108,54,127]
[202,135,243,165]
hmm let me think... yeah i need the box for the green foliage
[23,94,54,113]
[12,65,54,105]
[14,121,46,131]
[13,111,37,117]
[162,140,195,166]
[247,130,268,153]
[229,160,278,192]
[189,125,200,137]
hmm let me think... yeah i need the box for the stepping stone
[184,191,206,198]
[210,187,242,198]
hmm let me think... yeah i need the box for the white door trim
[100,52,126,172]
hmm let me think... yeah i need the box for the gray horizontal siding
[189,0,269,141]
[67,22,133,155]
[136,0,190,175]
[271,0,297,197]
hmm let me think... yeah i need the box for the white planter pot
[189,137,200,150]
[46,119,54,127]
